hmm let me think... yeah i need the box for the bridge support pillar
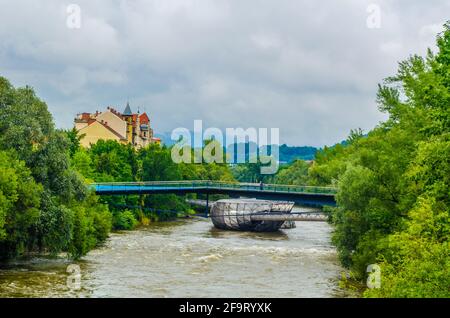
[205,193,209,217]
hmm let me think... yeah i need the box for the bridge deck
[91,180,336,195]
[90,181,337,206]
[250,212,328,222]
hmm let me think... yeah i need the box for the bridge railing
[90,181,209,193]
[203,181,337,194]
[90,180,337,195]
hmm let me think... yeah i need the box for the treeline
[262,24,450,297]
[0,77,111,260]
[232,157,311,185]
[156,134,319,162]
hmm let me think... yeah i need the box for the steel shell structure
[210,199,295,232]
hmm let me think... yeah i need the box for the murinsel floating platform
[210,199,310,232]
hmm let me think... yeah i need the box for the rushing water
[0,207,348,298]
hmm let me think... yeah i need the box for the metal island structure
[210,199,328,232]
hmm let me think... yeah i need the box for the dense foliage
[0,77,111,260]
[232,158,311,186]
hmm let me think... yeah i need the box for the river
[0,208,348,298]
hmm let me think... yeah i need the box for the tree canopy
[0,77,111,259]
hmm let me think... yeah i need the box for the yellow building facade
[74,104,160,148]
[77,121,127,147]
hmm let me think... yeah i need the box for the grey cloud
[0,0,448,146]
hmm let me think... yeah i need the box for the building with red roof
[74,103,156,148]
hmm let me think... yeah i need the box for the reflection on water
[0,207,349,298]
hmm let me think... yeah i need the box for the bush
[38,203,74,255]
[113,210,138,230]
[67,193,112,259]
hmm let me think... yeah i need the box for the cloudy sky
[0,0,448,146]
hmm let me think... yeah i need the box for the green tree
[89,140,138,182]
[66,127,85,158]
[0,151,42,259]
[71,149,94,181]
[139,143,181,181]
[274,160,310,185]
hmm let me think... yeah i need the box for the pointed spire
[123,101,132,116]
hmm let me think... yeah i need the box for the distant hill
[256,144,317,162]
[279,144,317,162]
[156,131,319,163]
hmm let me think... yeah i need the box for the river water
[0,208,348,298]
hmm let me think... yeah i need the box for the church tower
[123,102,133,144]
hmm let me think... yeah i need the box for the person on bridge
[260,181,264,191]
